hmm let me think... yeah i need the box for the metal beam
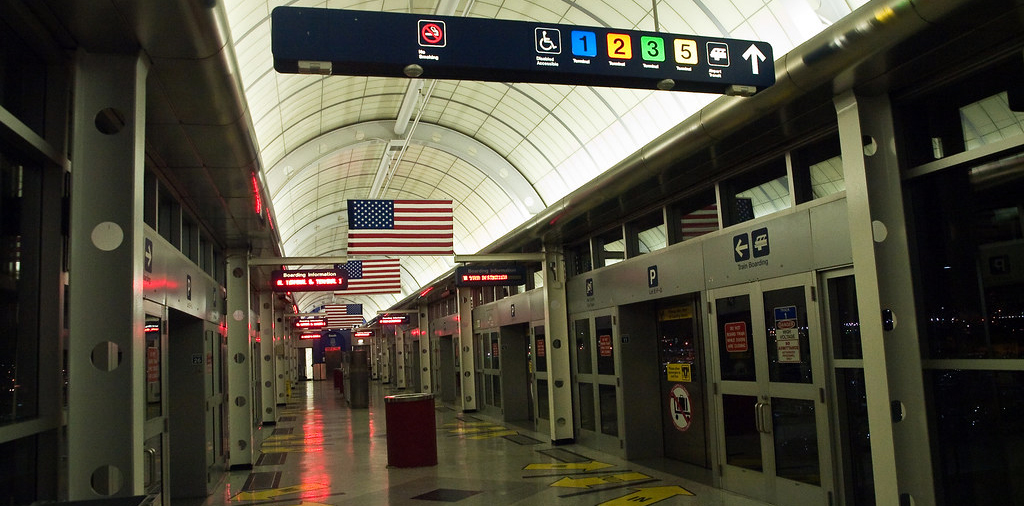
[454,253,545,263]
[248,256,347,266]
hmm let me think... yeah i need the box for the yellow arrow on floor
[524,461,614,472]
[598,485,695,505]
[232,483,328,501]
[551,472,651,489]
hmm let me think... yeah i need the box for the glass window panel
[810,156,845,199]
[597,228,624,267]
[633,211,666,255]
[534,326,547,373]
[1,158,39,425]
[599,384,618,436]
[764,286,812,384]
[835,368,874,506]
[537,379,549,420]
[596,316,615,375]
[484,374,492,406]
[723,394,762,471]
[960,92,1024,151]
[717,295,755,382]
[579,382,595,431]
[735,174,791,221]
[575,318,592,374]
[828,276,863,360]
[491,374,501,408]
[0,434,38,504]
[490,332,500,369]
[911,161,1024,358]
[145,315,162,420]
[771,398,820,485]
[930,370,1024,505]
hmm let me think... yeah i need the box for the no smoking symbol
[419,20,446,47]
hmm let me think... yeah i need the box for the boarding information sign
[272,7,774,95]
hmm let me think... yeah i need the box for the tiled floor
[182,380,773,506]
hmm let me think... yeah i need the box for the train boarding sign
[272,7,774,95]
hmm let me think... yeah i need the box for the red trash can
[383,393,437,467]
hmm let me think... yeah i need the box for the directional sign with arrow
[733,233,750,262]
[743,44,767,75]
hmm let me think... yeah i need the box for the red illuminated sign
[378,316,408,325]
[354,331,373,338]
[270,269,348,292]
[455,265,527,287]
[299,333,320,340]
[294,318,327,329]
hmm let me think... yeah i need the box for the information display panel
[455,264,528,287]
[272,7,774,95]
[271,269,347,292]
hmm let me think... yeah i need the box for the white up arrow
[743,44,766,75]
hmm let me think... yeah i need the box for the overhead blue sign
[733,234,750,262]
[272,7,775,95]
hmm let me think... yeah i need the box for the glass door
[711,273,832,505]
[571,310,620,451]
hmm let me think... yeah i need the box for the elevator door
[711,273,833,505]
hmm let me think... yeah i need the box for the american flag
[334,259,401,295]
[735,197,755,223]
[680,203,719,240]
[324,304,363,329]
[346,199,454,255]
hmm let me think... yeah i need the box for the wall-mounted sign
[270,269,347,292]
[378,315,409,325]
[354,331,373,338]
[455,264,528,287]
[299,333,321,340]
[724,321,748,352]
[272,7,774,95]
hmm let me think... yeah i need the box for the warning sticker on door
[666,363,691,382]
[669,384,692,431]
[724,321,748,352]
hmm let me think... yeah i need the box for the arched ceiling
[223,0,866,317]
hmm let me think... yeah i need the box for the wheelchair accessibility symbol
[535,27,561,54]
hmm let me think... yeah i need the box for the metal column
[275,306,288,405]
[542,247,573,443]
[67,50,148,499]
[258,292,277,424]
[418,303,432,393]
[835,91,936,506]
[226,253,254,469]
[395,329,407,389]
[456,287,479,411]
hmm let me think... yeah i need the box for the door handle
[760,402,772,434]
[144,447,157,488]
[753,402,763,433]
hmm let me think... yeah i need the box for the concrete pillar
[543,246,573,443]
[258,292,277,424]
[456,287,478,411]
[835,91,935,506]
[67,50,149,499]
[225,253,254,469]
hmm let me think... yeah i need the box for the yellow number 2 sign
[607,33,633,60]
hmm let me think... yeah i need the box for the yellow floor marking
[598,485,694,505]
[551,472,651,489]
[232,483,328,501]
[443,421,498,427]
[448,425,507,435]
[467,430,519,439]
[524,461,614,472]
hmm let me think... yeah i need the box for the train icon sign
[419,20,446,47]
